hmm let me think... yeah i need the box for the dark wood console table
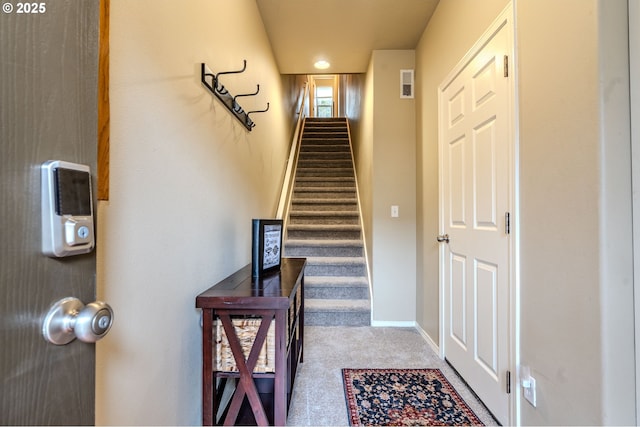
[196,257,306,426]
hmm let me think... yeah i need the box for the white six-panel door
[438,7,514,425]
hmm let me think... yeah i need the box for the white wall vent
[400,69,414,99]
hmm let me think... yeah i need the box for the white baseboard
[370,320,416,328]
[414,322,442,358]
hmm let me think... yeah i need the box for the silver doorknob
[436,234,450,243]
[42,297,114,345]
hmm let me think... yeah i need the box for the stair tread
[300,147,349,150]
[289,211,358,216]
[295,170,354,174]
[299,147,350,150]
[295,178,355,184]
[288,223,360,230]
[291,197,357,203]
[296,166,352,169]
[294,187,356,192]
[286,238,362,246]
[300,141,349,143]
[298,157,350,160]
[289,210,359,216]
[300,144,350,148]
[304,256,365,264]
[297,163,352,167]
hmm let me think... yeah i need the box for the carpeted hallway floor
[286,326,499,426]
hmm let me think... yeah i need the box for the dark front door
[1,1,100,424]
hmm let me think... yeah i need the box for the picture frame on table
[251,219,283,280]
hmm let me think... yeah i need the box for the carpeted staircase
[284,117,371,326]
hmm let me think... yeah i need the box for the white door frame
[631,0,640,423]
[437,3,520,425]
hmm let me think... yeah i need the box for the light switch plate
[523,375,537,407]
[391,205,399,218]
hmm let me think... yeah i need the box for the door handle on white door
[436,234,450,243]
[42,297,113,345]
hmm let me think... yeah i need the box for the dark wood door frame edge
[98,0,109,200]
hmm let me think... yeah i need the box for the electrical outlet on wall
[521,366,537,407]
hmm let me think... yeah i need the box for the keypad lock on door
[43,297,114,345]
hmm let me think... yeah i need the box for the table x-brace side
[218,311,274,426]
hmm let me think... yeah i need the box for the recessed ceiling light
[314,60,331,70]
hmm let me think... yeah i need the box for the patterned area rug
[342,368,484,426]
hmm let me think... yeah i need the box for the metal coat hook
[247,102,270,128]
[233,84,260,111]
[214,60,247,90]
[200,62,269,131]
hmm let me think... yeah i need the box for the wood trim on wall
[98,0,110,200]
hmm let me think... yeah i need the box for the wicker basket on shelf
[214,318,276,373]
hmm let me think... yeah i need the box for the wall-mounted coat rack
[201,61,270,131]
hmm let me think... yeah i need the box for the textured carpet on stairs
[284,117,370,326]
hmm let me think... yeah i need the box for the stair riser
[298,159,352,169]
[298,161,353,169]
[300,141,350,146]
[284,245,363,257]
[287,230,361,240]
[298,154,352,161]
[291,204,358,212]
[301,139,350,144]
[291,198,357,204]
[295,180,355,188]
[288,217,360,225]
[300,146,351,153]
[293,191,356,199]
[303,128,349,132]
[295,170,354,178]
[300,143,350,149]
[305,118,347,122]
[302,133,349,138]
[304,263,366,276]
[303,124,348,128]
[300,151,350,156]
[304,311,370,327]
[294,186,356,191]
[302,135,348,138]
[305,287,369,300]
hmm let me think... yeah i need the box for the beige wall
[352,50,417,323]
[371,51,417,322]
[96,1,296,424]
[517,0,634,424]
[516,2,602,422]
[416,0,635,424]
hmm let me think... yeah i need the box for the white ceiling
[255,0,440,74]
